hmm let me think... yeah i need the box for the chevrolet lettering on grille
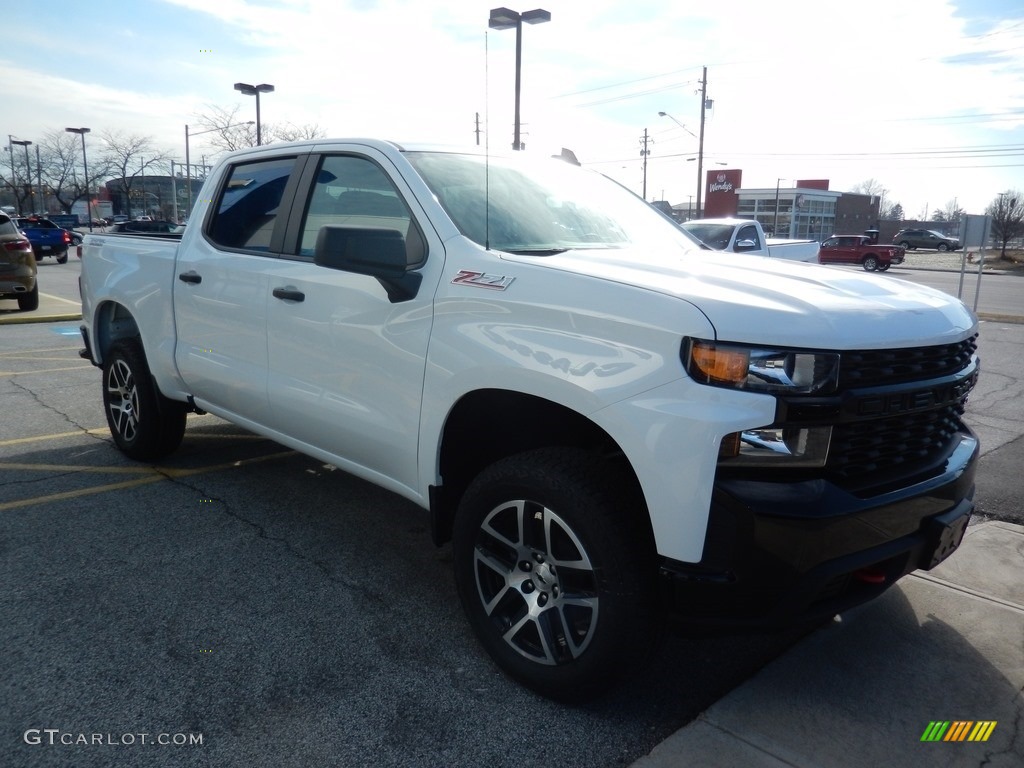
[855,369,978,418]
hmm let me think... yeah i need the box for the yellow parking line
[0,365,94,377]
[0,428,110,447]
[0,450,296,512]
[0,462,156,474]
[0,345,80,356]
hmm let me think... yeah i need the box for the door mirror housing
[313,226,421,302]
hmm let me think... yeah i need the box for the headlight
[684,339,839,395]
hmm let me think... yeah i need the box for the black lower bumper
[659,432,978,628]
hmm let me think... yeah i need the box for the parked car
[893,229,960,251]
[818,235,906,271]
[14,216,71,263]
[0,212,39,311]
[109,220,180,234]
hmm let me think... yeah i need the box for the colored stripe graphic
[921,721,996,742]
[945,721,972,741]
[968,722,997,742]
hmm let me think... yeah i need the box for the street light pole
[65,128,92,230]
[11,139,33,213]
[233,82,275,146]
[489,7,551,151]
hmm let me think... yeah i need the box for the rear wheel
[17,284,39,311]
[453,447,658,701]
[862,255,879,271]
[102,338,187,461]
[56,251,68,264]
[878,263,891,271]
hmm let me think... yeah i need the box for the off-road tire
[453,447,659,701]
[102,338,187,461]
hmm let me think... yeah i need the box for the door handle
[178,271,202,284]
[272,287,305,302]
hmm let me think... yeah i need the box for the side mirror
[734,238,758,252]
[313,226,421,303]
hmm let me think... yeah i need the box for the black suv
[892,229,960,251]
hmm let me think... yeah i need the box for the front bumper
[659,430,978,627]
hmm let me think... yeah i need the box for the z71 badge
[451,270,515,291]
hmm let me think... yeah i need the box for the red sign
[704,169,742,217]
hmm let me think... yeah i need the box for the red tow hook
[853,567,887,585]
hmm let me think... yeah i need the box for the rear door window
[208,156,299,253]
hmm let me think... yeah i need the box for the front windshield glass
[405,151,701,255]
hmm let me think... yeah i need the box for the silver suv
[893,229,960,251]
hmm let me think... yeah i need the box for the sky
[2,0,1023,217]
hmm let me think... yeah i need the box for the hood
[507,248,976,350]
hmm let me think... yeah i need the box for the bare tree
[100,131,170,218]
[2,143,35,213]
[193,104,325,153]
[849,178,888,198]
[986,191,1024,258]
[936,198,964,226]
[270,122,326,143]
[37,130,115,216]
[194,104,258,153]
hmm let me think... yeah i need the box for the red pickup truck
[818,235,905,272]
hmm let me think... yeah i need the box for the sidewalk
[633,520,1024,768]
[0,289,81,324]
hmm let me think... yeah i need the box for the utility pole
[475,112,481,146]
[696,66,707,218]
[639,129,652,200]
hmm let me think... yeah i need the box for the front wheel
[862,255,879,271]
[453,448,658,700]
[102,338,187,461]
[898,241,912,250]
[937,243,949,252]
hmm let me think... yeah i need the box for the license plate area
[921,505,971,570]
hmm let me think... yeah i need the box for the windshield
[405,151,701,255]
[681,222,736,250]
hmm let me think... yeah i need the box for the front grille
[828,403,966,480]
[837,335,977,389]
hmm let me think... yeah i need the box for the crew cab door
[262,148,443,493]
[173,152,307,423]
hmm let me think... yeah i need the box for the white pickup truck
[682,217,820,262]
[79,139,980,700]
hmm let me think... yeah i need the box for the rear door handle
[178,271,202,284]
[272,287,305,302]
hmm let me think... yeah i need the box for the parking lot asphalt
[632,519,1024,768]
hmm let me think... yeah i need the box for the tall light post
[65,128,92,230]
[488,7,551,151]
[184,121,253,218]
[233,82,275,146]
[774,178,784,236]
[11,139,33,213]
